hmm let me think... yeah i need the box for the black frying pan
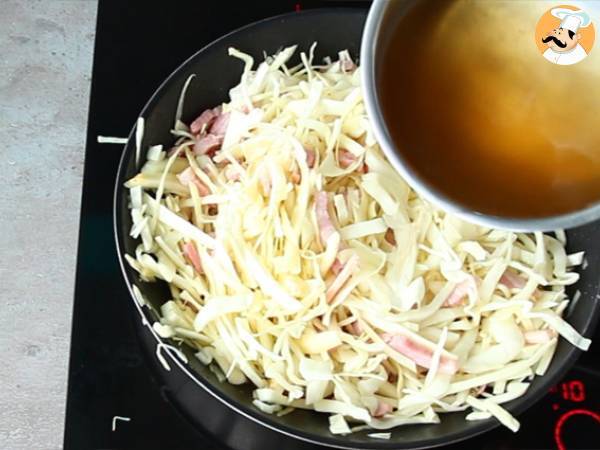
[114,9,600,450]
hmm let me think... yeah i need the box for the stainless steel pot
[361,0,600,231]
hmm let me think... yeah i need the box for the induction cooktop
[63,2,600,449]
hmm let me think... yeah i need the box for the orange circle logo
[535,5,595,65]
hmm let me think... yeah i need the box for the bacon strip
[189,108,229,156]
[347,320,363,336]
[444,276,477,307]
[182,241,202,274]
[331,258,344,275]
[373,401,393,418]
[305,148,316,168]
[176,167,210,196]
[338,149,357,169]
[499,270,527,289]
[524,329,557,344]
[315,191,337,245]
[291,148,316,183]
[381,332,459,375]
[338,149,368,172]
[193,134,223,156]
[500,270,542,299]
[210,111,230,136]
[190,107,220,135]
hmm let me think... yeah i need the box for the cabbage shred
[124,46,590,434]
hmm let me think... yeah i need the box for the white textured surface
[0,1,97,449]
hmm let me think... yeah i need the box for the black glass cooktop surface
[63,2,600,449]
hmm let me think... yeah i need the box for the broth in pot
[380,0,600,218]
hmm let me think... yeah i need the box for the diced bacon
[443,276,478,307]
[500,270,541,298]
[499,270,527,289]
[381,333,459,375]
[190,106,220,135]
[176,167,210,196]
[524,329,557,344]
[315,191,337,244]
[305,148,316,168]
[210,111,230,136]
[331,258,344,275]
[338,149,367,172]
[326,255,359,303]
[384,228,396,246]
[291,148,317,182]
[176,166,196,185]
[373,401,393,418]
[338,148,357,169]
[193,134,223,156]
[182,241,202,274]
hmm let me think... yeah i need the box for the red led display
[550,379,599,448]
[554,409,600,450]
[560,380,586,402]
[550,379,587,402]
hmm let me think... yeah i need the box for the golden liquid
[380,0,600,218]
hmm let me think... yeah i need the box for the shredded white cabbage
[97,136,128,144]
[368,432,392,440]
[124,45,590,436]
[329,414,351,435]
[135,117,144,167]
[111,416,131,432]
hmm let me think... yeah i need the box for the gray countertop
[0,1,98,449]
